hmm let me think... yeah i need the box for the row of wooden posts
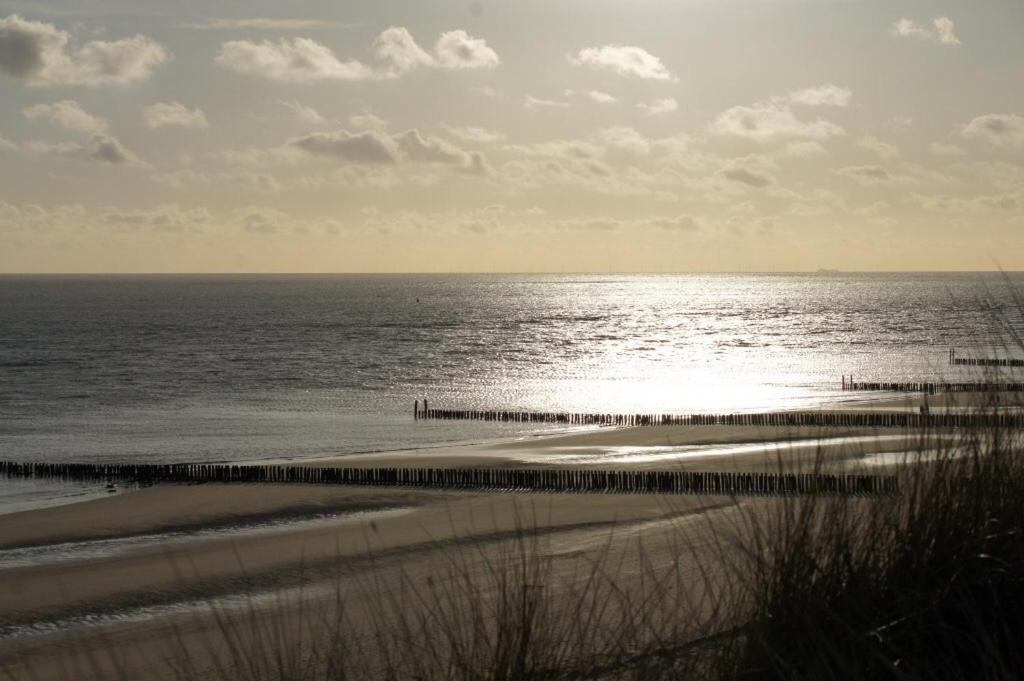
[0,460,897,497]
[949,349,1024,367]
[415,401,1024,429]
[841,376,1024,394]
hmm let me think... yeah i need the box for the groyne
[841,377,1024,394]
[414,403,1024,429]
[949,349,1024,367]
[0,461,897,497]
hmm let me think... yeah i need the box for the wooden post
[414,399,419,420]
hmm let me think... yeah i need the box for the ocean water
[1,273,1022,477]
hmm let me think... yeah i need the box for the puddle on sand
[0,506,414,571]
[527,434,937,465]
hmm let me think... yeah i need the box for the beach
[0,401,954,680]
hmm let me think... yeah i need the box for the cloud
[891,17,960,45]
[568,45,674,81]
[99,204,212,233]
[565,89,617,104]
[910,192,1019,213]
[0,14,170,86]
[218,27,499,82]
[857,135,899,159]
[394,129,488,174]
[289,130,398,163]
[433,29,500,69]
[216,38,375,82]
[289,128,489,175]
[710,98,844,142]
[962,114,1024,147]
[789,84,851,107]
[158,169,283,192]
[27,133,139,164]
[836,164,916,186]
[182,18,348,30]
[930,142,966,158]
[349,112,387,130]
[23,99,107,133]
[721,159,775,188]
[644,215,700,231]
[143,101,208,129]
[0,135,17,152]
[279,100,325,124]
[785,140,826,157]
[637,97,678,116]
[524,95,568,109]
[373,26,435,75]
[932,17,960,45]
[443,125,505,143]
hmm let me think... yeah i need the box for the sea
[1,272,1023,512]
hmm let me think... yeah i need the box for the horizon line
[0,270,1022,276]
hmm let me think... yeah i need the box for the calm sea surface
[1,274,1022,481]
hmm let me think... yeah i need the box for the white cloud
[279,100,325,125]
[216,38,375,82]
[932,17,961,45]
[891,17,960,45]
[568,45,675,81]
[443,125,505,144]
[182,18,347,30]
[524,95,568,109]
[23,99,107,133]
[857,135,900,159]
[218,27,499,82]
[788,84,852,107]
[143,101,208,129]
[0,135,17,152]
[710,99,844,142]
[0,14,170,86]
[962,114,1024,147]
[565,89,617,104]
[637,97,678,116]
[374,26,435,75]
[433,29,500,69]
[349,112,388,131]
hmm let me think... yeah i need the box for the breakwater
[949,349,1024,367]
[0,461,896,497]
[414,403,1024,429]
[841,377,1024,394]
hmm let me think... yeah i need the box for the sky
[0,0,1022,273]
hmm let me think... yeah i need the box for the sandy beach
[0,405,964,680]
